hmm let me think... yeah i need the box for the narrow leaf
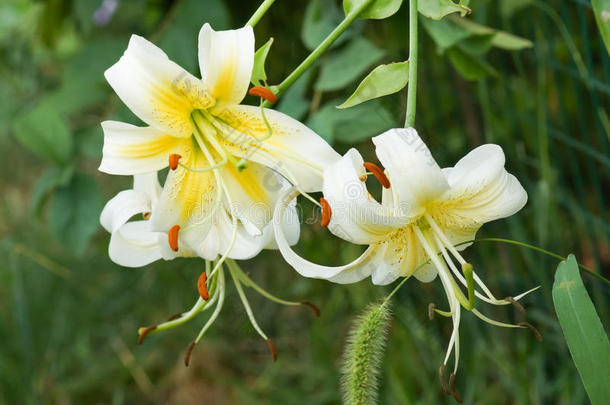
[251,38,274,86]
[418,0,471,20]
[343,0,403,20]
[592,0,610,55]
[338,61,409,109]
[552,254,610,405]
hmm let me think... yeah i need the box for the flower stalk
[245,0,277,27]
[404,0,418,128]
[264,0,376,105]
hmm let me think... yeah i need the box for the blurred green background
[0,0,608,403]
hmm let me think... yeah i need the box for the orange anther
[197,272,209,300]
[363,162,391,189]
[169,154,182,170]
[168,225,180,252]
[249,86,277,103]
[320,198,331,227]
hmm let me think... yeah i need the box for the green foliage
[591,0,610,55]
[308,98,395,143]
[341,302,392,405]
[446,46,497,80]
[301,0,358,51]
[251,37,274,86]
[13,105,73,165]
[552,255,610,405]
[338,61,409,108]
[315,37,385,91]
[421,15,531,80]
[418,0,470,20]
[343,0,403,20]
[48,173,103,256]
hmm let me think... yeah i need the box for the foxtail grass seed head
[340,302,392,405]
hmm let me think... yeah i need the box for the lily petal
[373,128,449,212]
[430,144,528,246]
[199,24,254,106]
[109,221,163,267]
[105,35,214,138]
[100,189,150,233]
[220,161,287,234]
[213,105,340,192]
[323,149,407,245]
[133,172,162,208]
[273,187,382,281]
[149,144,216,241]
[99,121,188,175]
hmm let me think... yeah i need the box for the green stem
[264,0,375,106]
[245,0,277,27]
[404,0,418,128]
[456,238,610,287]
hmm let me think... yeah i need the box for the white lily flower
[274,127,539,377]
[100,172,300,267]
[99,23,339,263]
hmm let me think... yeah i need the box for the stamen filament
[228,263,269,340]
[425,214,503,302]
[227,260,298,306]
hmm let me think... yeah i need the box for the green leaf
[159,0,231,71]
[12,105,73,165]
[31,166,75,217]
[302,0,354,51]
[251,38,274,86]
[307,99,396,143]
[499,0,532,18]
[592,0,610,55]
[552,255,610,405]
[446,46,497,80]
[450,16,533,50]
[48,173,103,256]
[420,16,470,51]
[343,0,403,20]
[418,0,471,20]
[338,61,409,109]
[315,38,385,92]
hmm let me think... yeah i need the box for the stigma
[168,225,180,251]
[248,86,277,103]
[363,162,391,188]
